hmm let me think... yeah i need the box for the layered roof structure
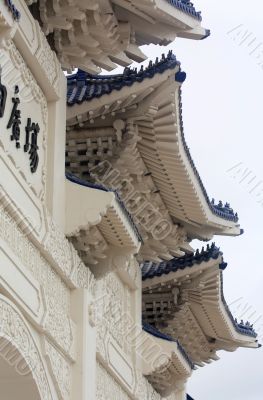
[27,0,208,72]
[64,49,261,396]
[66,52,241,263]
[142,244,259,370]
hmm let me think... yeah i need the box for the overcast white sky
[139,1,263,398]
[108,1,263,398]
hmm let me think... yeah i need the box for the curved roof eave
[66,172,142,245]
[142,245,260,346]
[143,322,195,369]
[66,52,242,237]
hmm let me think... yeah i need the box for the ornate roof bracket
[141,323,193,397]
[26,0,208,72]
[84,119,192,262]
[142,245,260,368]
[65,174,141,268]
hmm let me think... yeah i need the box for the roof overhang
[142,250,259,364]
[66,56,241,241]
[135,76,241,238]
[26,0,208,73]
[65,175,141,265]
[140,328,192,397]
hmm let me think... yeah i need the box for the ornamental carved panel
[0,295,53,400]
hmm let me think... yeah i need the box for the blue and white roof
[142,243,226,280]
[67,52,241,240]
[165,0,202,20]
[142,244,260,355]
[67,52,181,106]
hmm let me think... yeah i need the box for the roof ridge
[165,0,202,21]
[68,50,179,82]
[142,243,226,280]
[67,51,183,105]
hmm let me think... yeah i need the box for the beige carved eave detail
[142,259,218,365]
[142,257,259,369]
[66,73,164,126]
[65,178,140,266]
[135,77,241,238]
[28,0,146,73]
[67,120,192,262]
[186,269,259,349]
[141,331,192,397]
[25,0,207,73]
[66,64,240,242]
[112,0,208,41]
[161,304,218,367]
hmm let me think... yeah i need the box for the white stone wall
[0,2,186,399]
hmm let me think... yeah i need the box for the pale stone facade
[0,1,259,400]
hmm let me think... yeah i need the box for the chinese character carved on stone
[7,86,21,149]
[24,118,40,173]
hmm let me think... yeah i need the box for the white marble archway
[0,295,53,400]
[0,341,41,399]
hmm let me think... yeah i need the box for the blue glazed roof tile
[67,51,181,106]
[142,243,223,280]
[5,0,21,21]
[143,322,175,342]
[165,0,202,20]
